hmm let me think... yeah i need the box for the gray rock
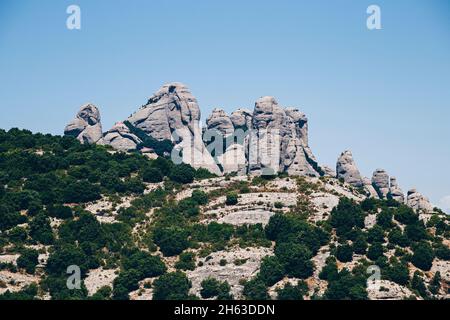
[64,103,103,144]
[128,83,221,175]
[230,108,253,130]
[99,122,142,152]
[406,189,434,212]
[321,165,336,177]
[372,169,390,199]
[336,150,364,187]
[206,108,234,137]
[389,177,405,203]
[363,177,380,199]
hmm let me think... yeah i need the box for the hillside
[0,128,448,300]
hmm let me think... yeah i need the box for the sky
[0,0,449,212]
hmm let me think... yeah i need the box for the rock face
[372,169,390,199]
[64,104,103,144]
[205,96,323,176]
[99,122,142,152]
[407,189,434,212]
[128,83,221,175]
[336,150,364,187]
[206,108,234,137]
[389,177,405,203]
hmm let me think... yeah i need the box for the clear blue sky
[1,0,449,211]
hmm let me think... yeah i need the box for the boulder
[336,150,364,187]
[99,122,142,152]
[206,108,234,137]
[128,83,221,175]
[389,177,405,203]
[406,189,434,213]
[64,103,103,144]
[372,169,390,199]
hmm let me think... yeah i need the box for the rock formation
[407,189,434,212]
[204,96,323,176]
[99,122,142,152]
[206,108,234,137]
[127,83,221,175]
[336,150,364,187]
[61,83,435,214]
[372,169,390,199]
[64,103,103,144]
[389,177,405,203]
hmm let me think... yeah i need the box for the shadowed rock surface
[64,103,103,144]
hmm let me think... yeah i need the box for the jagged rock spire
[336,150,364,187]
[64,103,103,144]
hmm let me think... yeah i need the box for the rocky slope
[0,129,448,300]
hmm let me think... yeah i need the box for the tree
[17,249,39,274]
[175,252,196,271]
[353,234,368,255]
[0,204,26,232]
[405,222,428,242]
[29,212,54,245]
[200,278,231,299]
[169,164,195,184]
[153,272,191,300]
[153,226,189,257]
[122,250,166,279]
[394,206,418,225]
[411,242,434,271]
[274,243,313,279]
[388,228,410,248]
[367,225,385,244]
[191,190,209,205]
[336,244,353,262]
[112,269,141,300]
[276,281,308,300]
[385,259,409,286]
[243,278,268,300]
[377,210,393,229]
[142,167,163,183]
[319,257,339,281]
[329,198,365,239]
[46,244,89,277]
[411,271,428,298]
[324,269,367,300]
[367,242,384,261]
[225,192,238,206]
[259,256,285,286]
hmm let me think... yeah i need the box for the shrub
[274,243,313,279]
[169,164,195,184]
[411,242,434,271]
[17,249,39,274]
[153,272,191,300]
[191,190,208,206]
[29,212,54,245]
[122,250,166,279]
[367,242,384,261]
[153,226,189,257]
[243,278,268,300]
[336,244,353,262]
[142,167,163,183]
[276,281,308,300]
[175,252,196,271]
[259,256,285,286]
[225,192,238,206]
[353,235,368,255]
[200,278,231,299]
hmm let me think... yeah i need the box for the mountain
[64,82,435,214]
[0,84,448,301]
